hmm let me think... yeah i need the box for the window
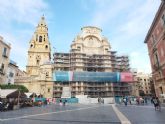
[37,60,40,65]
[0,63,4,72]
[162,14,165,26]
[77,46,81,51]
[45,45,48,49]
[3,47,7,56]
[48,88,50,93]
[159,87,163,94]
[151,35,156,45]
[39,36,42,42]
[30,44,33,48]
[46,72,49,77]
[9,72,14,77]
[154,53,159,67]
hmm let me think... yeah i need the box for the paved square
[0,104,121,124]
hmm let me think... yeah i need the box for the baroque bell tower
[26,15,51,76]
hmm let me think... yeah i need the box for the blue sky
[0,0,161,73]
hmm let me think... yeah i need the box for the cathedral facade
[16,16,132,98]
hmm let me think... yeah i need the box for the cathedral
[15,16,133,98]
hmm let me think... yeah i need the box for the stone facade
[26,16,51,76]
[0,36,11,84]
[53,27,131,98]
[136,73,152,96]
[15,16,53,98]
[70,26,112,72]
[17,18,131,98]
[6,60,18,84]
[144,1,165,97]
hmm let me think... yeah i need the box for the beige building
[0,36,11,84]
[16,18,132,98]
[15,16,53,98]
[136,73,152,96]
[53,26,131,98]
[26,16,51,76]
[6,60,18,84]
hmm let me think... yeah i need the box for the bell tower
[26,15,51,76]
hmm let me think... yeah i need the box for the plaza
[0,0,165,124]
[0,103,165,124]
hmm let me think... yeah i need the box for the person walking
[152,97,161,111]
[123,96,128,106]
[0,98,3,112]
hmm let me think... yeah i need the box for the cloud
[0,0,48,26]
[89,0,133,27]
[0,0,50,70]
[129,51,151,74]
[119,0,160,38]
[88,0,160,74]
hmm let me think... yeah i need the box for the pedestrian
[59,99,62,106]
[0,98,3,112]
[152,97,161,111]
[63,99,67,106]
[129,98,132,105]
[144,97,148,104]
[123,96,128,106]
[136,97,140,105]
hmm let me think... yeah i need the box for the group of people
[59,99,67,106]
[136,97,148,105]
[119,96,161,111]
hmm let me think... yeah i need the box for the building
[0,36,11,84]
[53,26,132,98]
[136,73,152,96]
[15,17,133,99]
[6,60,18,84]
[129,68,139,96]
[144,0,165,97]
[15,16,53,98]
[115,56,130,71]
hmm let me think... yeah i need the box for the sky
[0,0,161,74]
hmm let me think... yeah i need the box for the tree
[0,84,29,93]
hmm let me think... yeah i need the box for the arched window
[45,45,48,49]
[39,36,42,42]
